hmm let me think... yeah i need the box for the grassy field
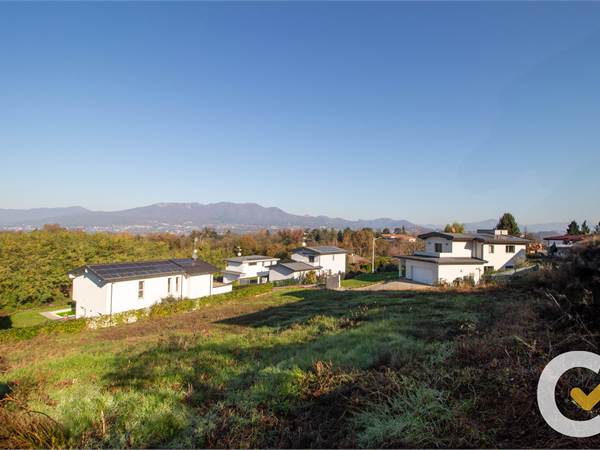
[0,301,72,329]
[0,285,585,448]
[341,271,398,288]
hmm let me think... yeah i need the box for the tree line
[0,225,419,310]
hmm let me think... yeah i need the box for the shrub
[0,317,86,343]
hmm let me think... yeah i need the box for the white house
[69,258,232,318]
[268,261,322,282]
[399,229,530,285]
[543,234,587,256]
[222,255,279,285]
[291,246,347,275]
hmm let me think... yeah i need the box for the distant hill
[0,202,422,233]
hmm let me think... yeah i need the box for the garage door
[412,266,434,285]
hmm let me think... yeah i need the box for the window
[434,243,443,252]
[308,255,315,263]
[175,276,179,292]
[138,281,144,299]
[167,277,171,293]
[489,245,494,254]
[506,245,515,253]
[249,262,257,266]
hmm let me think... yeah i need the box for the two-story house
[399,229,530,285]
[290,246,347,275]
[222,255,280,285]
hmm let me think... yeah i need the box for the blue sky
[1,2,599,224]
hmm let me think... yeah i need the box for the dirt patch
[91,299,279,342]
[354,280,434,291]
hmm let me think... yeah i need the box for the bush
[534,240,600,331]
[0,317,87,343]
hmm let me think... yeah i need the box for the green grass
[0,286,535,448]
[56,309,75,317]
[1,301,71,329]
[341,271,398,288]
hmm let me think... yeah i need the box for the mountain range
[0,202,567,234]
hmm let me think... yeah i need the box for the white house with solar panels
[69,258,232,318]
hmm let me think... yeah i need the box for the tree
[497,213,520,236]
[581,220,590,235]
[382,228,390,235]
[443,222,465,233]
[401,226,406,234]
[595,222,600,235]
[566,220,580,235]
[394,227,401,234]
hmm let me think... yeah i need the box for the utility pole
[372,235,376,273]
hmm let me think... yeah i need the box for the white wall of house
[110,275,176,315]
[481,244,526,270]
[269,268,312,282]
[223,259,275,283]
[291,252,346,275]
[422,238,472,258]
[404,260,438,284]
[74,272,218,318]
[437,264,483,284]
[73,272,109,318]
[183,273,214,299]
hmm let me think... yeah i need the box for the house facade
[222,255,279,285]
[399,229,530,285]
[69,258,231,318]
[291,246,347,275]
[268,261,321,282]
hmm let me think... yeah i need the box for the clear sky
[1,2,599,224]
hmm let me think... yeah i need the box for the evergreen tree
[566,220,580,235]
[496,213,520,236]
[394,227,401,234]
[401,226,406,234]
[581,220,590,235]
[595,222,600,235]
[382,227,390,234]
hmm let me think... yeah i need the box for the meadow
[3,283,591,448]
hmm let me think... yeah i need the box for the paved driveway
[354,279,434,291]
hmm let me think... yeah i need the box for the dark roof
[276,261,321,272]
[293,246,347,255]
[70,258,219,283]
[418,231,531,245]
[225,255,279,263]
[399,255,488,265]
[543,235,588,242]
[418,232,482,242]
